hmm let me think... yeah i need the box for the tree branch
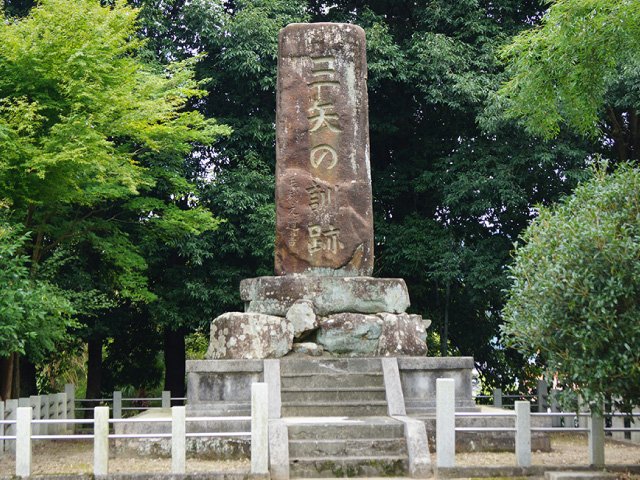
[38,208,107,258]
[605,105,628,162]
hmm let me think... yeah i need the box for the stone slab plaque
[275,23,373,276]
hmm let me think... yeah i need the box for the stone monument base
[207,276,431,359]
[186,356,476,417]
[240,276,411,316]
[116,356,550,466]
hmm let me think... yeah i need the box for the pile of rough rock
[206,276,430,359]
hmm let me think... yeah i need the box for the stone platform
[186,356,476,417]
[185,356,480,477]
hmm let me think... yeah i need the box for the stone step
[282,401,388,417]
[281,372,384,389]
[285,417,405,440]
[280,357,383,375]
[544,473,617,480]
[281,387,386,403]
[289,455,409,478]
[289,437,407,457]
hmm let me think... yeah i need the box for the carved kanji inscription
[275,23,373,276]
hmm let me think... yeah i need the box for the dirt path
[0,433,638,477]
[457,432,640,468]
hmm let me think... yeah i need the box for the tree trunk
[19,356,37,397]
[11,352,20,399]
[0,353,15,401]
[440,281,450,357]
[163,326,186,402]
[85,338,103,418]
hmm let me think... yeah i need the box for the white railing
[438,378,640,469]
[3,382,268,478]
[75,390,187,417]
[0,387,76,453]
[475,380,548,410]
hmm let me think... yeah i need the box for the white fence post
[493,388,502,409]
[578,395,588,429]
[29,396,40,436]
[0,401,4,454]
[65,383,75,432]
[537,380,547,412]
[57,392,67,433]
[515,401,531,467]
[16,407,32,477]
[49,394,59,434]
[172,406,186,473]
[113,391,122,419]
[251,382,269,475]
[162,391,171,409]
[6,399,18,452]
[588,408,605,467]
[550,389,562,427]
[632,407,640,443]
[436,378,455,468]
[18,399,30,438]
[40,396,48,435]
[94,406,109,476]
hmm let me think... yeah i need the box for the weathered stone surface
[316,313,383,355]
[291,342,324,357]
[316,313,427,357]
[207,312,294,360]
[285,299,318,338]
[240,276,410,316]
[275,23,373,277]
[375,313,428,357]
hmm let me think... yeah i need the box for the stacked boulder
[206,276,430,359]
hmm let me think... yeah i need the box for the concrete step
[281,387,386,403]
[545,473,617,480]
[289,437,407,457]
[281,372,384,389]
[280,357,383,375]
[289,455,409,478]
[285,416,405,440]
[282,401,388,417]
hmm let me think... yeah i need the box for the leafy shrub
[502,163,640,410]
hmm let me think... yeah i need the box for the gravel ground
[0,439,250,476]
[457,432,640,468]
[0,433,638,477]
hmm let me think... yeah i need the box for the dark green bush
[502,163,640,410]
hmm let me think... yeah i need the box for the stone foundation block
[240,276,410,316]
[207,312,294,359]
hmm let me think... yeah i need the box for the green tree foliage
[0,220,72,360]
[0,218,73,399]
[495,0,640,161]
[0,0,227,267]
[126,0,596,389]
[502,163,640,410]
[308,0,592,386]
[0,0,229,396]
[129,0,307,331]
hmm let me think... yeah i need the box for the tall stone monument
[207,23,430,359]
[274,23,373,276]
